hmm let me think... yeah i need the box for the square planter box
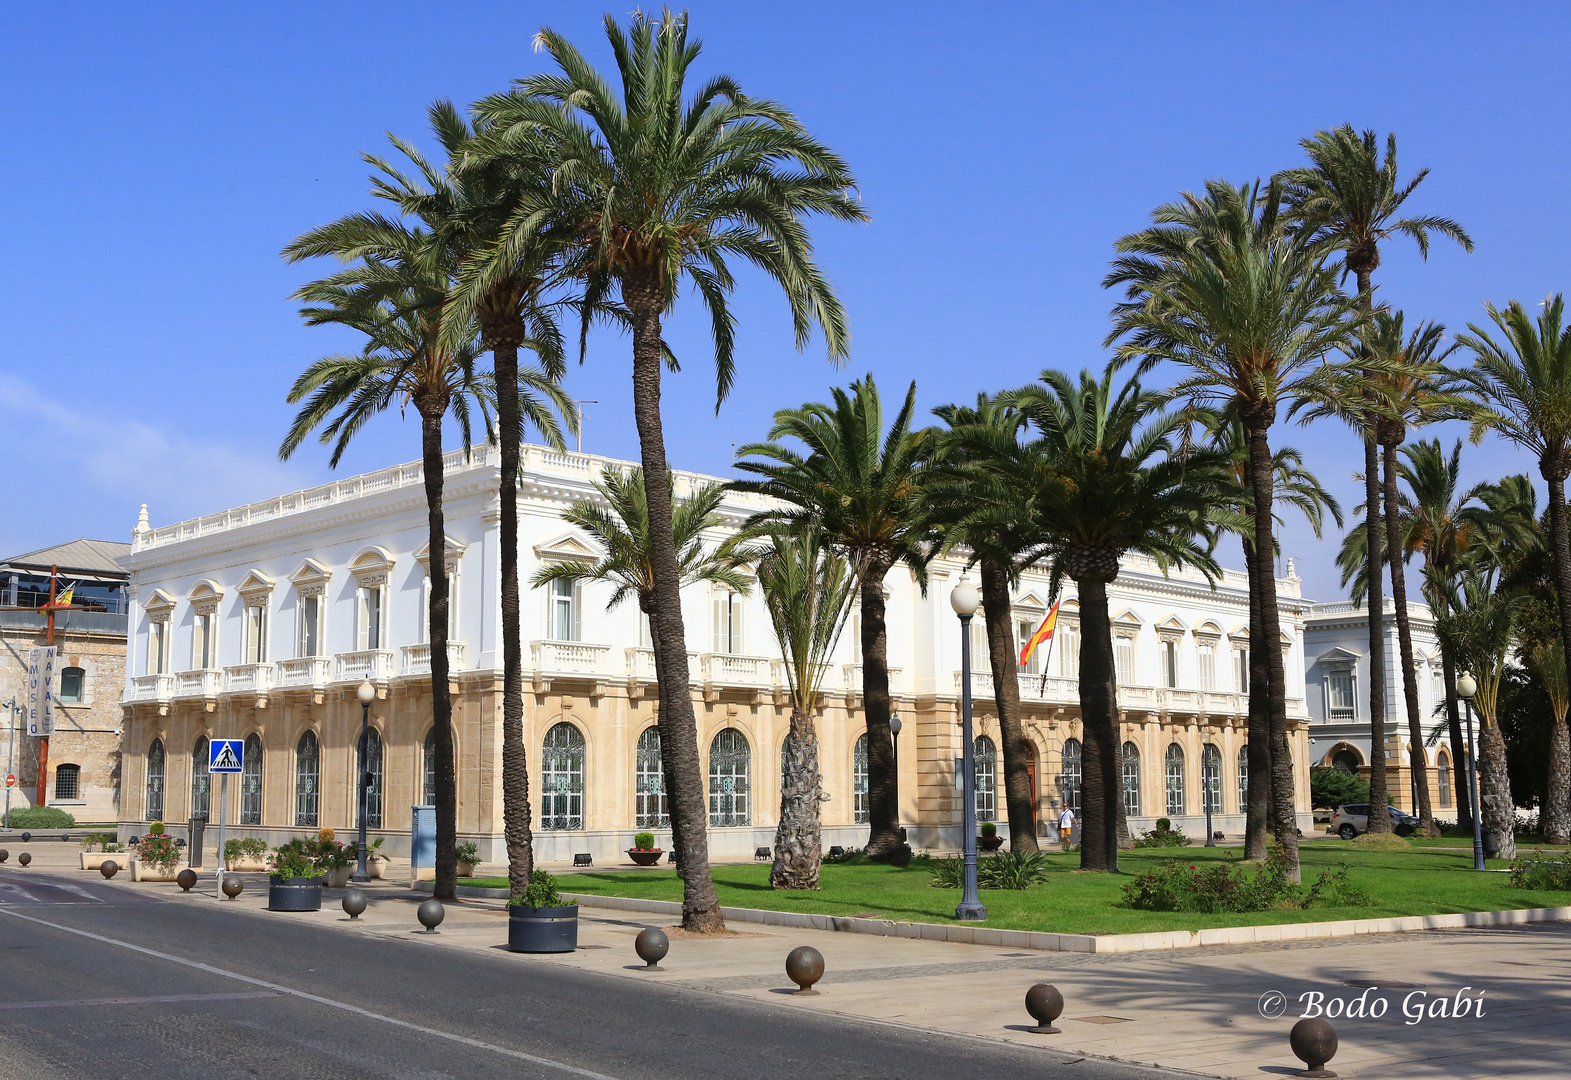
[224,856,269,872]
[80,851,130,871]
[131,861,182,883]
[456,861,477,878]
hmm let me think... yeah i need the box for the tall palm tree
[470,11,865,930]
[929,394,1049,852]
[1530,639,1571,843]
[281,138,571,902]
[1012,368,1228,872]
[1205,415,1343,858]
[1279,126,1473,836]
[733,377,936,860]
[1107,179,1367,879]
[1458,296,1571,786]
[749,527,858,889]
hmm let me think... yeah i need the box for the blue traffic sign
[210,739,244,774]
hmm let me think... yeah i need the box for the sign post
[209,739,243,878]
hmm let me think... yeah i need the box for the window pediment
[288,558,332,598]
[1012,590,1048,612]
[1155,614,1187,641]
[189,580,223,616]
[533,532,598,568]
[1112,608,1143,634]
[348,546,395,588]
[237,569,275,607]
[1316,646,1360,666]
[1194,621,1222,641]
[144,589,176,622]
[414,536,467,576]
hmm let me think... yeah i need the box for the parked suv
[1330,803,1418,839]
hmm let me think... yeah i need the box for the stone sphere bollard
[17,852,30,867]
[417,898,445,933]
[0,849,7,863]
[1289,1016,1339,1078]
[20,832,30,844]
[785,945,825,994]
[221,874,243,900]
[634,926,669,969]
[100,859,119,879]
[177,868,198,892]
[342,889,368,920]
[1025,983,1065,1034]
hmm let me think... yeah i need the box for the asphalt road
[0,871,1177,1080]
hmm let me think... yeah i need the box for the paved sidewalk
[6,842,1568,1079]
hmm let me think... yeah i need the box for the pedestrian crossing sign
[210,739,244,774]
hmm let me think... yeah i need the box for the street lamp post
[354,680,375,882]
[950,580,987,922]
[1203,742,1216,848]
[890,713,902,838]
[1457,672,1485,871]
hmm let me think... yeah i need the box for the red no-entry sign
[4,774,15,788]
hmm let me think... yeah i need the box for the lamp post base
[955,902,988,921]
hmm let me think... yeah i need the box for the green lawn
[461,844,1571,935]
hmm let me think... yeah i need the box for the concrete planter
[324,866,354,888]
[225,856,269,872]
[268,876,324,912]
[627,849,663,866]
[366,860,385,879]
[456,860,477,878]
[81,851,130,871]
[507,904,579,953]
[131,861,182,882]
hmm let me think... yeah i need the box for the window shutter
[572,581,582,643]
[713,595,723,653]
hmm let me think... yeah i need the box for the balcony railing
[844,663,903,695]
[402,642,466,676]
[130,673,174,702]
[336,649,395,683]
[532,640,611,676]
[223,663,273,694]
[700,653,774,688]
[276,657,331,688]
[624,646,701,682]
[176,669,221,698]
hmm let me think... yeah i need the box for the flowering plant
[134,833,181,872]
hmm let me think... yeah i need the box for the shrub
[1310,766,1370,810]
[1155,817,1171,831]
[1303,864,1373,908]
[148,821,167,836]
[79,832,117,851]
[1123,847,1372,913]
[455,841,480,863]
[1348,832,1411,851]
[1134,823,1191,848]
[224,838,267,860]
[927,856,967,889]
[632,832,657,851]
[134,834,181,872]
[511,868,565,908]
[6,806,76,829]
[270,841,323,880]
[980,821,998,838]
[822,846,866,864]
[927,851,1051,890]
[1509,853,1571,891]
[318,827,336,842]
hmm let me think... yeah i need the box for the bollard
[221,874,243,900]
[417,898,445,933]
[342,889,368,920]
[100,859,119,879]
[20,832,30,844]
[785,945,824,994]
[1024,983,1064,1034]
[17,852,30,867]
[1289,1017,1338,1078]
[176,868,198,892]
[0,849,8,863]
[634,926,669,970]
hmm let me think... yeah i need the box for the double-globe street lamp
[890,712,903,840]
[950,579,987,922]
[1456,672,1485,872]
[353,679,375,883]
[1203,741,1217,848]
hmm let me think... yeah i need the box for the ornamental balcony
[223,662,274,696]
[175,669,222,700]
[275,657,331,690]
[335,649,395,684]
[531,639,612,694]
[844,663,903,706]
[623,646,699,698]
[698,653,775,697]
[129,673,174,703]
[401,641,467,676]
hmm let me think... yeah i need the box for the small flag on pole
[53,583,75,607]
[1019,600,1061,669]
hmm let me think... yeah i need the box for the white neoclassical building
[117,443,1315,861]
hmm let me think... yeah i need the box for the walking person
[1058,805,1075,847]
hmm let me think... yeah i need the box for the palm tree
[1530,640,1571,843]
[929,394,1049,852]
[733,377,936,860]
[748,527,858,889]
[1012,368,1228,872]
[469,11,865,930]
[1205,415,1343,858]
[1458,296,1571,788]
[1279,127,1473,836]
[281,134,571,902]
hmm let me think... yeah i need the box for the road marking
[0,992,277,1010]
[0,908,623,1080]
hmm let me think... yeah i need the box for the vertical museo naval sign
[27,646,57,737]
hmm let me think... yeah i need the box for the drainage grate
[997,952,1033,958]
[1071,1016,1133,1025]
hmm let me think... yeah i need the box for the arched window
[1237,744,1249,811]
[423,729,438,806]
[1331,749,1360,774]
[1437,753,1452,808]
[241,734,263,825]
[541,723,585,830]
[360,727,384,830]
[1121,742,1140,817]
[191,736,211,820]
[1202,743,1222,815]
[295,731,319,827]
[853,734,870,824]
[708,729,750,827]
[974,735,998,823]
[635,727,668,828]
[146,739,165,822]
[59,667,85,703]
[1165,743,1185,816]
[1060,738,1082,813]
[54,763,80,800]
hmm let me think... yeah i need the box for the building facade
[1303,599,1459,816]
[118,444,1315,860]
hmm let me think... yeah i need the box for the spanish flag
[53,583,75,607]
[1019,600,1061,668]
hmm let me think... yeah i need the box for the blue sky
[0,2,1552,602]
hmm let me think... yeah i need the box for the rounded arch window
[422,729,438,806]
[635,727,668,828]
[1437,752,1452,808]
[708,729,751,827]
[1060,738,1082,813]
[853,734,870,824]
[973,735,998,823]
[1120,742,1140,817]
[191,736,211,820]
[1331,749,1360,774]
[295,731,320,828]
[1164,743,1185,817]
[1237,743,1250,811]
[541,723,585,831]
[59,666,86,703]
[146,739,165,822]
[241,734,263,825]
[1202,743,1222,814]
[360,727,384,829]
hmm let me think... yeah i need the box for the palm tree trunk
[771,706,822,889]
[1542,471,1571,844]
[858,560,902,859]
[1382,441,1437,836]
[979,557,1039,852]
[417,399,459,901]
[1074,572,1120,873]
[1241,534,1271,860]
[1364,435,1392,833]
[624,269,724,932]
[492,339,534,899]
[1247,423,1299,881]
[1546,713,1570,844]
[1478,710,1517,860]
[1440,643,1472,829]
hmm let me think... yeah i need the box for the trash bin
[188,816,207,868]
[1481,829,1500,859]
